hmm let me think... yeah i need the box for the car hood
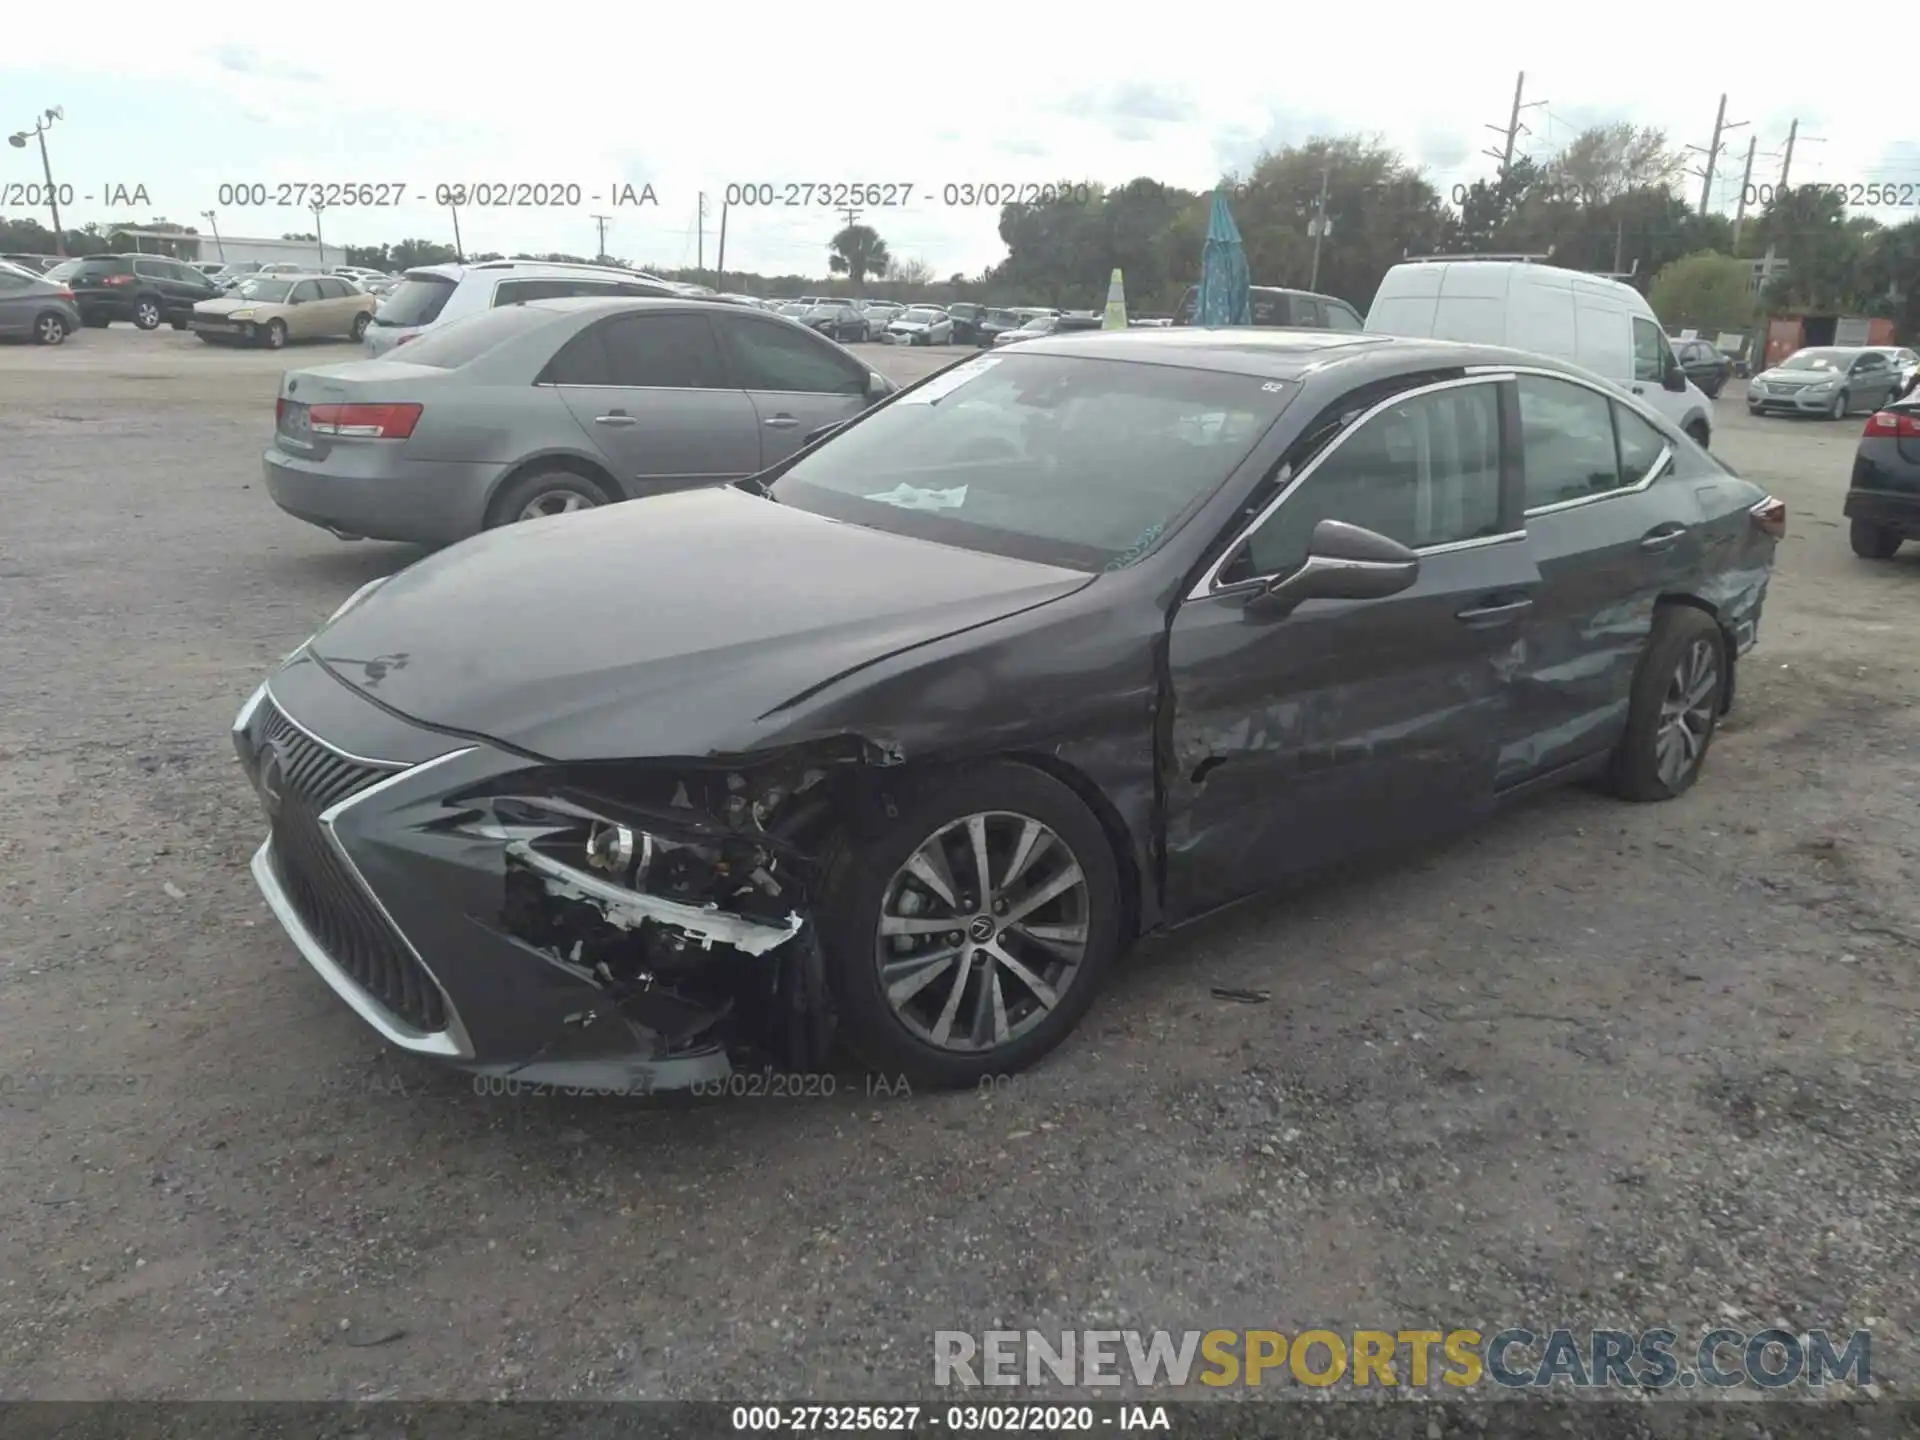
[1755,368,1832,384]
[196,296,283,315]
[306,485,1092,761]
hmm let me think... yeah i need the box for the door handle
[763,415,800,428]
[1455,597,1533,626]
[1639,525,1685,551]
[594,412,637,427]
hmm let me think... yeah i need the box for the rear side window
[396,304,562,368]
[1518,375,1621,509]
[1615,404,1670,485]
[716,314,865,394]
[495,278,613,306]
[599,312,726,388]
[1290,296,1326,327]
[376,276,456,326]
[1323,301,1363,332]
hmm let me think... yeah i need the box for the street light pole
[7,107,65,256]
[201,209,225,262]
[311,202,327,268]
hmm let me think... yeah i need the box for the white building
[107,228,347,270]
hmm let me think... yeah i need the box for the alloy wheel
[874,810,1090,1053]
[518,491,595,521]
[135,300,161,329]
[34,314,65,345]
[1829,390,1847,419]
[1655,638,1719,789]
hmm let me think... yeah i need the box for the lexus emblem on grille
[257,737,291,820]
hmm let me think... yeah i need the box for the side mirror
[866,370,893,400]
[1247,520,1419,618]
[1662,359,1688,392]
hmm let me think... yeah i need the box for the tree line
[4,123,1913,335]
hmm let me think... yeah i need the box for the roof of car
[1015,326,1606,383]
[401,259,673,285]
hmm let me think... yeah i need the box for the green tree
[1753,185,1874,310]
[827,224,891,286]
[1861,218,1920,338]
[1649,251,1757,332]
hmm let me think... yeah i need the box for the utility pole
[590,213,611,261]
[448,202,464,261]
[1307,165,1331,290]
[697,193,707,272]
[310,201,327,268]
[1687,94,1747,217]
[1482,71,1545,178]
[839,205,862,231]
[1731,135,1758,251]
[201,209,225,261]
[1778,118,1798,191]
[714,200,728,289]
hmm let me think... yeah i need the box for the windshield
[235,278,294,302]
[374,275,455,327]
[1780,349,1845,371]
[768,352,1293,571]
[1019,316,1056,331]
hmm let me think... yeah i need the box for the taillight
[274,397,287,427]
[1864,409,1920,439]
[1750,496,1787,539]
[307,402,422,439]
[104,273,135,287]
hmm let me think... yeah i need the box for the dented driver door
[1160,376,1537,921]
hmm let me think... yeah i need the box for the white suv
[362,259,679,356]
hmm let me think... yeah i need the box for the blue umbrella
[1193,190,1251,327]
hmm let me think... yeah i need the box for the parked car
[258,263,310,276]
[1668,336,1733,398]
[1846,397,1920,559]
[264,295,898,545]
[233,328,1781,1094]
[0,259,81,343]
[994,313,1067,346]
[360,276,399,297]
[1175,284,1364,331]
[886,305,953,346]
[363,259,680,356]
[946,302,987,344]
[208,262,265,291]
[191,273,380,349]
[1746,347,1902,420]
[977,307,1054,347]
[41,258,79,285]
[2,252,61,274]
[861,301,904,339]
[1862,345,1919,396]
[66,253,220,330]
[1367,260,1714,448]
[793,299,869,343]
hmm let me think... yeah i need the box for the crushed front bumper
[232,655,764,1091]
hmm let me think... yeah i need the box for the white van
[1365,260,1714,446]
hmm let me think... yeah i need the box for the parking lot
[2,326,1917,1401]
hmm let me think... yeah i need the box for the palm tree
[828,224,891,286]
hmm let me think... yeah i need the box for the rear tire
[350,311,371,341]
[1602,607,1727,802]
[1850,518,1903,559]
[484,468,614,528]
[31,311,68,345]
[817,761,1123,1088]
[133,297,163,330]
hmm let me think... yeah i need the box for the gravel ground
[1,329,1916,1403]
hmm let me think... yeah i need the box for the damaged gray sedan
[233,329,1783,1092]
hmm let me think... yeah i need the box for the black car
[1844,399,1920,559]
[1174,284,1364,330]
[2,252,61,274]
[233,330,1781,1097]
[793,300,867,343]
[947,302,987,344]
[68,253,220,329]
[976,307,1053,347]
[1669,337,1733,399]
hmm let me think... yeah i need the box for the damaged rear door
[1163,375,1536,919]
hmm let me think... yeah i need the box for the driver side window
[1234,382,1503,582]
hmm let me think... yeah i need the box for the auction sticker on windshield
[864,483,969,511]
[898,356,1002,405]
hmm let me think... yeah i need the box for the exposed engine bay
[475,739,894,1075]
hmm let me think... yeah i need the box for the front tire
[31,311,68,345]
[1828,389,1849,419]
[484,468,613,528]
[262,319,287,350]
[132,297,163,331]
[1602,607,1727,802]
[1850,518,1903,559]
[818,761,1122,1088]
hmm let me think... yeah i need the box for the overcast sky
[4,6,1913,278]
